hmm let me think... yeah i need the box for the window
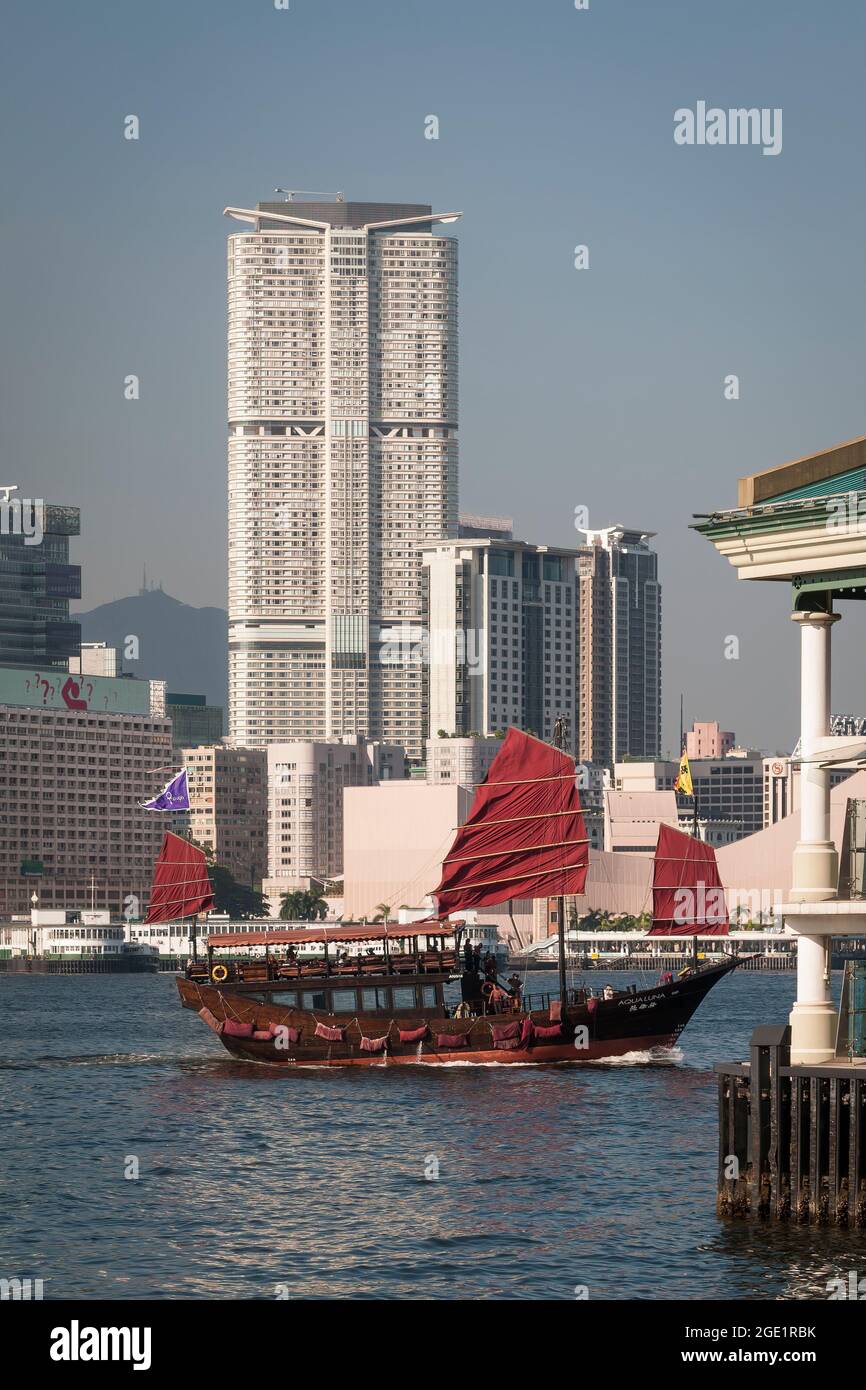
[362,987,391,1010]
[301,990,327,1011]
[421,985,437,1007]
[331,990,357,1013]
[392,987,417,1010]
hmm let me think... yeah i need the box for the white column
[790,609,840,902]
[789,929,834,1065]
[788,607,840,1064]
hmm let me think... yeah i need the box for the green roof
[769,464,866,503]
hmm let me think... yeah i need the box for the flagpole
[552,714,569,1010]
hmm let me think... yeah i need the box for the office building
[166,692,224,748]
[615,753,763,839]
[0,501,80,669]
[225,196,460,758]
[576,525,661,767]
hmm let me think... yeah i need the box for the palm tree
[280,889,327,922]
[375,902,392,924]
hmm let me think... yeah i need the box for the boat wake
[0,1052,220,1070]
[587,1046,684,1067]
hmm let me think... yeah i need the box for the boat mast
[552,715,569,1007]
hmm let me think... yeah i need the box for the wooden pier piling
[716,1024,866,1226]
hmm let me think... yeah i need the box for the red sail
[647,823,729,936]
[145,832,215,924]
[433,728,589,914]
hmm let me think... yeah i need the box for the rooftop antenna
[273,188,345,202]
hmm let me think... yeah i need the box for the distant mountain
[77,589,228,710]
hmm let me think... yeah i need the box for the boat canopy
[145,832,215,925]
[647,823,729,937]
[433,727,589,914]
[206,921,457,949]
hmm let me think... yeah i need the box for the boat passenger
[602,984,615,1001]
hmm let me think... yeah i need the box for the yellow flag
[674,751,693,797]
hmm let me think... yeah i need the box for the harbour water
[2,968,863,1300]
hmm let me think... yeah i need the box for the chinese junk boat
[174,729,739,1067]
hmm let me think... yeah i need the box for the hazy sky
[2,0,864,755]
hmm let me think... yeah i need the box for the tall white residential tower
[576,526,662,767]
[226,197,460,757]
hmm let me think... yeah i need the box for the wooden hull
[177,961,738,1068]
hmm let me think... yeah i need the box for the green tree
[279,889,328,922]
[208,864,269,919]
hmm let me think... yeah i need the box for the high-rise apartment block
[423,537,579,745]
[263,735,404,899]
[425,734,503,787]
[225,197,460,758]
[576,526,661,767]
[181,744,267,885]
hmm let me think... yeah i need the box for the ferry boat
[163,728,741,1066]
[0,911,159,974]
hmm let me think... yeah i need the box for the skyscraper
[0,500,80,668]
[225,197,460,758]
[576,526,661,767]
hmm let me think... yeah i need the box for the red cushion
[252,1030,271,1040]
[399,1025,427,1043]
[314,1022,344,1042]
[268,1021,300,1043]
[223,1018,254,1038]
[360,1035,388,1053]
[197,1006,224,1035]
[534,1023,562,1040]
[436,1032,468,1048]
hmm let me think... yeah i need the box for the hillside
[77,589,228,710]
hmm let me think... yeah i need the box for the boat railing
[187,949,458,984]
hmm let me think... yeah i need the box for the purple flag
[142,769,190,812]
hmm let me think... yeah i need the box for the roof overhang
[694,434,866,596]
[738,435,866,508]
[223,207,463,234]
[206,920,458,948]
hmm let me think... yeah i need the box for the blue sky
[1,0,864,753]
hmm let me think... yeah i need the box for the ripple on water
[2,969,853,1299]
